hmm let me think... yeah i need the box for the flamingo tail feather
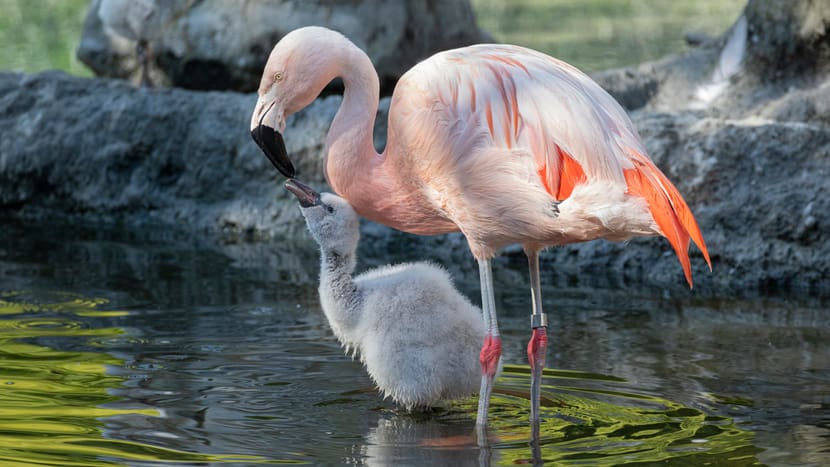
[623,151,711,288]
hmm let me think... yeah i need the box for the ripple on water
[0,291,766,466]
[351,365,761,466]
[0,292,276,466]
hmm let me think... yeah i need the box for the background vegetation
[1,0,744,76]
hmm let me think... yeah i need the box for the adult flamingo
[250,26,711,429]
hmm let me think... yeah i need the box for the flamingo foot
[476,334,502,428]
[527,326,547,422]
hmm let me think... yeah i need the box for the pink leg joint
[480,334,502,377]
[527,327,548,370]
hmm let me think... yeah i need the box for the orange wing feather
[537,145,587,201]
[555,146,587,201]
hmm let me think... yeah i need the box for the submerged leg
[526,249,548,424]
[476,259,502,428]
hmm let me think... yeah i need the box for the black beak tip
[285,178,321,208]
[251,125,296,178]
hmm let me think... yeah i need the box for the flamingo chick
[251,26,711,430]
[286,179,485,410]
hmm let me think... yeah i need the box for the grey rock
[743,0,830,79]
[77,0,490,92]
[0,70,335,242]
[622,112,829,294]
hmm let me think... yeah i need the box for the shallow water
[1,219,828,466]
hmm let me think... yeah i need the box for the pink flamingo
[250,26,711,430]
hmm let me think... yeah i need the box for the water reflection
[361,365,761,466]
[0,220,828,465]
[0,292,268,465]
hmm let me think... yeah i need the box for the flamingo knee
[527,326,548,422]
[479,334,502,378]
[527,327,547,371]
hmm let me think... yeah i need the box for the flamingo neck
[323,45,382,198]
[319,38,455,234]
[318,248,362,342]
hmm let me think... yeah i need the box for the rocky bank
[1,0,828,296]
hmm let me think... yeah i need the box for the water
[1,219,828,466]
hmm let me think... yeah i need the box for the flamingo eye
[325,205,334,214]
[273,71,284,83]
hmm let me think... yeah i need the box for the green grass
[0,0,91,75]
[472,0,745,71]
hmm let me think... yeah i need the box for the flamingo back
[389,44,710,285]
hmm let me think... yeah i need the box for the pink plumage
[250,26,710,434]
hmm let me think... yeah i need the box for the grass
[472,0,745,71]
[0,0,91,76]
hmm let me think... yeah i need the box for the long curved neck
[318,39,455,235]
[318,248,362,343]
[323,44,382,197]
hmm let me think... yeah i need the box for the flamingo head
[285,178,360,256]
[251,26,354,178]
[250,56,294,178]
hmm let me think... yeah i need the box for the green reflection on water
[459,365,762,465]
[0,292,275,466]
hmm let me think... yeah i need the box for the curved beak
[251,124,295,177]
[285,178,321,208]
[250,95,295,178]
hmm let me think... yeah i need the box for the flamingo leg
[476,258,502,427]
[526,249,547,424]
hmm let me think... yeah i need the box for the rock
[623,112,829,295]
[683,31,714,47]
[743,0,830,79]
[0,70,335,242]
[590,67,659,112]
[88,0,197,87]
[76,0,490,93]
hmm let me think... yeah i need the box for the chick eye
[325,205,334,214]
[273,71,284,82]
